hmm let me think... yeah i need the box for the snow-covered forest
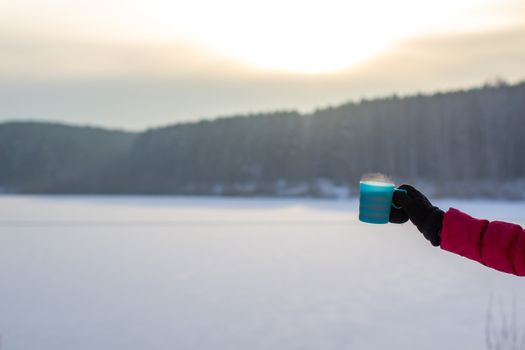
[1,81,524,197]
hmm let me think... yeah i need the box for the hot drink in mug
[359,181,407,224]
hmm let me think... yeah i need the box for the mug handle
[391,188,407,210]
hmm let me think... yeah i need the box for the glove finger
[397,184,418,197]
[393,186,410,208]
[398,184,432,207]
[389,207,409,224]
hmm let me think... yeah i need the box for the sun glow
[4,0,510,74]
[147,0,500,73]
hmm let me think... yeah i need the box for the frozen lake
[0,196,524,349]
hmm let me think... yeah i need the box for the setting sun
[3,0,512,74]
[119,0,505,73]
[171,0,502,73]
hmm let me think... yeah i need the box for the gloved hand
[389,184,444,246]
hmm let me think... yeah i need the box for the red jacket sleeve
[440,208,525,276]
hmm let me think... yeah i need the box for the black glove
[389,184,444,247]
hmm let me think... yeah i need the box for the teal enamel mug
[359,181,406,224]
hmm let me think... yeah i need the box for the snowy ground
[0,196,524,350]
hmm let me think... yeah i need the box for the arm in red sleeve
[440,208,525,276]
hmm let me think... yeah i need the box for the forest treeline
[1,81,524,198]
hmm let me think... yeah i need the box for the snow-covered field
[0,196,524,350]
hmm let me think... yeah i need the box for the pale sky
[1,0,524,130]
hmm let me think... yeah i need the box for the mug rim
[359,180,395,187]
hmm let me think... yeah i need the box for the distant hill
[0,122,136,193]
[1,81,525,198]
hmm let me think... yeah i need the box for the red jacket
[441,208,525,276]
